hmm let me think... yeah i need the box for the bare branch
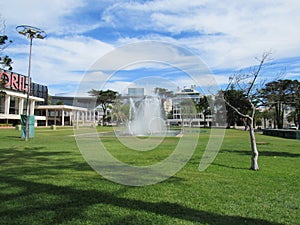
[223,97,250,119]
[246,51,272,96]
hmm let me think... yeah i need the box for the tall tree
[224,51,272,170]
[0,17,13,70]
[196,95,212,127]
[286,111,297,127]
[259,79,300,129]
[154,87,174,99]
[110,96,129,126]
[88,89,118,126]
[223,87,252,128]
[286,80,300,129]
[259,108,275,128]
[179,98,197,128]
[155,87,174,116]
[0,18,12,101]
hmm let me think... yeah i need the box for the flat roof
[1,89,44,102]
[36,105,88,112]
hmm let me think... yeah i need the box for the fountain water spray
[127,96,166,136]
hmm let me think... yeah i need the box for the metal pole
[16,25,46,141]
[24,36,33,141]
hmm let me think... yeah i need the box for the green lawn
[0,127,299,225]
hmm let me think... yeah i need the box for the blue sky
[1,0,300,96]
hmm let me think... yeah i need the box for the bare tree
[224,51,272,170]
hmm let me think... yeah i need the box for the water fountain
[127,96,166,136]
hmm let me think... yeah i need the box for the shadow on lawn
[221,149,300,158]
[212,163,248,170]
[0,175,284,225]
[0,147,73,164]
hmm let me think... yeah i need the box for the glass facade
[31,82,48,105]
[128,88,144,97]
[9,96,19,114]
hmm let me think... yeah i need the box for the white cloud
[0,0,86,33]
[106,0,300,69]
[7,35,114,91]
[1,0,300,95]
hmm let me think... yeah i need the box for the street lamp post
[16,25,46,141]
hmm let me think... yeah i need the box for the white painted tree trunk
[249,119,259,170]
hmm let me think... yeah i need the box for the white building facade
[0,69,46,126]
[169,86,212,127]
[0,69,98,127]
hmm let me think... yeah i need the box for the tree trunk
[263,117,266,129]
[249,122,259,170]
[102,106,107,126]
[280,107,284,129]
[275,104,281,129]
[298,112,300,130]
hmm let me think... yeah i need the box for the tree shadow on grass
[212,162,249,170]
[220,149,300,158]
[3,135,22,139]
[0,175,284,225]
[0,147,73,164]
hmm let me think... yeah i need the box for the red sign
[0,69,28,92]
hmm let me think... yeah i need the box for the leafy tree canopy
[223,87,252,127]
[88,89,119,125]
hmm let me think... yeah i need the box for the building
[35,104,89,126]
[0,69,47,126]
[36,95,104,126]
[0,70,212,128]
[175,85,202,103]
[169,86,212,127]
[0,69,94,127]
[128,88,144,97]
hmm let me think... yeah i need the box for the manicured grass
[0,127,299,225]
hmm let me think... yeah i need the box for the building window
[0,95,5,114]
[9,96,19,115]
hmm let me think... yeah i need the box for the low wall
[262,129,300,140]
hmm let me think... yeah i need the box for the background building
[128,88,144,97]
[38,95,103,126]
[0,69,47,126]
[169,86,212,127]
[0,69,93,128]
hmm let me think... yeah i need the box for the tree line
[89,79,300,132]
[223,79,300,130]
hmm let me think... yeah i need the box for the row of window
[0,96,28,115]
